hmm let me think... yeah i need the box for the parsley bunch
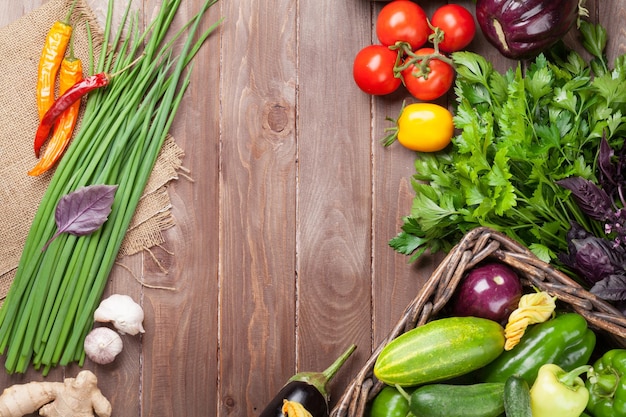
[391,21,626,268]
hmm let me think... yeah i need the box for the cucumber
[373,316,505,386]
[503,376,532,417]
[408,382,505,417]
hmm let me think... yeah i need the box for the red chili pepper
[34,72,110,157]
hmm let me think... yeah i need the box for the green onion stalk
[0,0,221,374]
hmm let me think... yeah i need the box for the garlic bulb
[84,327,123,365]
[94,294,145,335]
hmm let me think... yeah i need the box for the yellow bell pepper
[530,364,591,417]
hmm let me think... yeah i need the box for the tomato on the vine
[430,4,476,53]
[376,0,429,50]
[401,48,454,101]
[353,44,401,95]
[390,102,454,152]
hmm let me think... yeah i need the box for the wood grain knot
[265,103,289,133]
[223,395,236,408]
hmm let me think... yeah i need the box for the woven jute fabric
[0,0,184,298]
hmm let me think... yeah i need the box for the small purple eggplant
[259,344,356,417]
[475,0,582,59]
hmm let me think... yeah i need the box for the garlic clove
[84,327,123,365]
[112,317,145,336]
[94,294,145,335]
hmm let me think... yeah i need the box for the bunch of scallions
[0,0,221,374]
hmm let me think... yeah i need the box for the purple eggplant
[259,344,356,417]
[475,0,581,59]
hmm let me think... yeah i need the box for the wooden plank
[0,2,40,23]
[600,0,626,60]
[217,0,298,413]
[297,0,374,402]
[136,1,221,416]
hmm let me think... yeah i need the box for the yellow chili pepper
[504,291,556,350]
[29,53,83,175]
[36,1,77,120]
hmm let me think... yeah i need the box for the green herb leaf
[528,244,554,263]
[579,21,607,62]
[593,72,626,107]
[452,51,492,86]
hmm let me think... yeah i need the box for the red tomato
[353,45,401,95]
[376,1,429,50]
[402,48,454,101]
[430,4,476,53]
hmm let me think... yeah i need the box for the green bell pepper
[476,313,596,385]
[586,349,626,417]
[368,386,413,417]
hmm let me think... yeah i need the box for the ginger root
[0,370,111,417]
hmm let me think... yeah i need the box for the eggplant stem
[287,344,357,400]
[322,344,357,382]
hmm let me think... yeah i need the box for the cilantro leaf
[452,51,492,86]
[593,72,626,107]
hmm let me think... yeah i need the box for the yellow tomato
[396,103,454,152]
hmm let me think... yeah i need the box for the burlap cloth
[0,0,184,298]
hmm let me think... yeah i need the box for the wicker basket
[330,226,626,417]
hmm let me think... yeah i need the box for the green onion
[0,0,220,374]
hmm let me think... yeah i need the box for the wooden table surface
[0,0,622,416]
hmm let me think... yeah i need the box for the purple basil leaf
[556,177,613,221]
[590,274,626,301]
[559,221,593,267]
[559,222,626,285]
[561,235,612,284]
[566,221,593,242]
[598,135,616,187]
[572,237,618,283]
[42,184,118,251]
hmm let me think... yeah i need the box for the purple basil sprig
[557,135,626,302]
[556,176,613,222]
[557,135,626,247]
